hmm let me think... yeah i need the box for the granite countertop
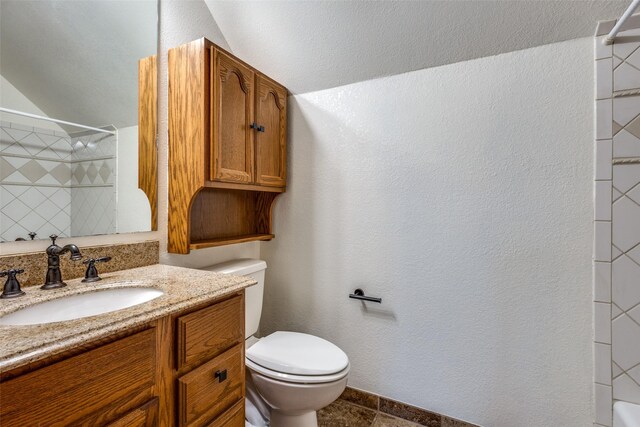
[0,264,256,372]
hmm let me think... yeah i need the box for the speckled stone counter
[0,264,256,372]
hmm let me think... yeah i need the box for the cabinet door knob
[214,369,228,383]
[258,125,265,132]
[250,122,258,130]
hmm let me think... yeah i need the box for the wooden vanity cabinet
[0,291,245,427]
[168,38,288,254]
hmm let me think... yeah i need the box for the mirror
[0,0,158,243]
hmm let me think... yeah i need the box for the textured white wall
[261,38,594,426]
[157,0,259,267]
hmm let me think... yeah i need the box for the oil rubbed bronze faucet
[42,235,82,290]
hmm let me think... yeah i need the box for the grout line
[613,54,626,71]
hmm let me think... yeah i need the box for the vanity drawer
[106,398,159,426]
[207,399,245,427]
[0,328,156,426]
[176,293,244,370]
[177,343,244,426]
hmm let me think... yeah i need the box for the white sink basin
[0,287,164,326]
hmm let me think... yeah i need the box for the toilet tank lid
[203,259,267,276]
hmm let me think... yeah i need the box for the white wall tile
[614,62,640,92]
[613,28,640,60]
[595,343,612,385]
[596,140,613,180]
[612,197,640,253]
[612,304,624,319]
[595,181,613,221]
[597,100,613,140]
[613,373,640,405]
[595,302,612,343]
[594,221,612,262]
[597,58,613,100]
[628,304,640,324]
[595,36,613,60]
[613,164,640,193]
[594,262,612,302]
[628,364,640,384]
[613,96,640,128]
[613,129,640,158]
[595,383,613,426]
[612,314,640,370]
[612,255,640,311]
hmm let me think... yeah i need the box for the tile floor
[318,387,476,427]
[318,399,422,426]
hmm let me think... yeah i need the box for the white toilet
[205,259,350,427]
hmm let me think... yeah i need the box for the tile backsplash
[594,25,640,427]
[0,121,117,242]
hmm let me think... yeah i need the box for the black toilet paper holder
[349,288,382,303]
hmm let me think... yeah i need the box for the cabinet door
[255,75,287,187]
[211,48,255,183]
[0,329,156,426]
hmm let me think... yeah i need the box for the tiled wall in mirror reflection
[0,121,116,242]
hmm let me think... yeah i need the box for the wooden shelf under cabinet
[190,234,275,250]
[168,38,287,254]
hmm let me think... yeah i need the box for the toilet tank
[202,259,266,339]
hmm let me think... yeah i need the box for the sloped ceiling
[205,0,629,94]
[0,0,157,129]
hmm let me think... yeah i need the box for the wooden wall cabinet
[0,292,246,427]
[169,38,288,254]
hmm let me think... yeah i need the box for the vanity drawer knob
[214,369,228,383]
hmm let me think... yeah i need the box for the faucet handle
[0,269,26,299]
[0,268,25,277]
[49,234,58,245]
[82,257,111,283]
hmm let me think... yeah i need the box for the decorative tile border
[0,240,159,287]
[338,387,479,427]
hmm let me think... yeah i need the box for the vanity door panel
[211,48,255,184]
[255,74,287,187]
[0,328,156,426]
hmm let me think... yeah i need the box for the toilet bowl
[205,259,349,427]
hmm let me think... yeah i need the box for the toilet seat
[246,357,350,384]
[246,331,350,384]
